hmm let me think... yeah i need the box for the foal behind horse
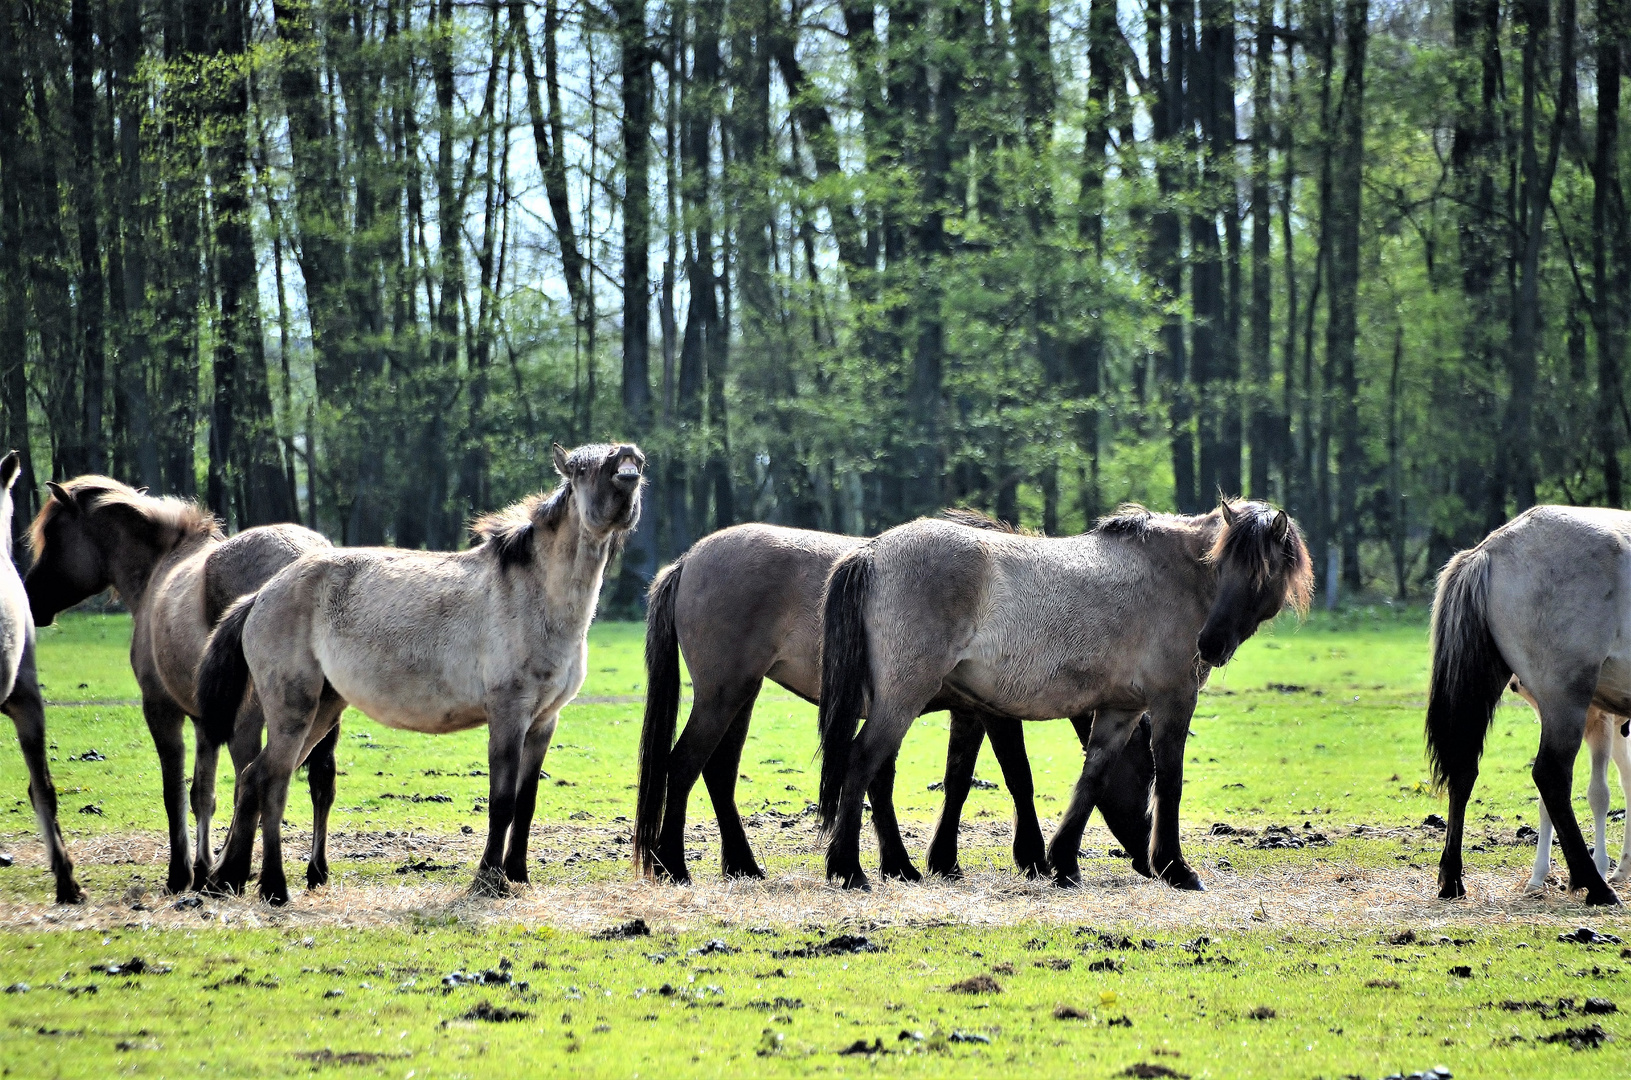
[199,443,644,903]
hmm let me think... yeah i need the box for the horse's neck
[534,521,612,632]
[104,525,205,612]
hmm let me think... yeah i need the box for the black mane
[1093,504,1155,540]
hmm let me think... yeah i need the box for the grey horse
[1427,505,1631,906]
[0,451,82,902]
[23,475,333,893]
[818,500,1312,890]
[198,443,644,903]
[635,515,1155,884]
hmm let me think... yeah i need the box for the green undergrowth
[1,920,1628,1078]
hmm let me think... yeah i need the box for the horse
[1509,678,1631,892]
[633,515,1155,884]
[1425,505,1631,907]
[23,475,333,893]
[0,452,83,902]
[197,442,644,903]
[817,499,1312,890]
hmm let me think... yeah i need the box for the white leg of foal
[1611,720,1631,884]
[1527,796,1554,893]
[1587,716,1612,876]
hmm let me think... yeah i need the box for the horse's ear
[0,451,19,491]
[552,443,571,477]
[134,486,149,496]
[1218,497,1239,528]
[46,481,76,513]
[1271,510,1290,541]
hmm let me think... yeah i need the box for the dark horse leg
[1047,708,1143,886]
[4,644,83,903]
[142,695,194,894]
[924,710,987,878]
[700,693,766,879]
[1095,715,1155,878]
[869,751,920,881]
[1527,677,1619,905]
[501,713,559,884]
[1146,694,1204,891]
[303,722,341,889]
[188,718,223,892]
[474,701,538,898]
[653,681,762,883]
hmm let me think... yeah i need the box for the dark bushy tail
[1425,546,1510,792]
[197,594,256,747]
[634,557,685,875]
[818,546,874,831]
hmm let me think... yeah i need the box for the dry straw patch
[2,825,1625,936]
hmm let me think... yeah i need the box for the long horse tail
[197,593,257,748]
[634,556,686,875]
[818,545,874,832]
[1425,545,1510,792]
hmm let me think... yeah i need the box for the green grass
[3,606,1630,1078]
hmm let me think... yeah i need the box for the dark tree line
[0,0,1627,609]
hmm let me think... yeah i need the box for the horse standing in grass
[634,514,1155,884]
[199,443,644,903]
[818,500,1312,890]
[0,452,82,903]
[1427,508,1631,908]
[23,475,332,893]
[1510,678,1631,892]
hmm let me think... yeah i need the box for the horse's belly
[946,657,1098,719]
[326,665,486,734]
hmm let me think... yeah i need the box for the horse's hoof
[831,868,870,891]
[191,862,212,893]
[881,862,922,883]
[1162,865,1205,891]
[306,866,330,890]
[1052,868,1082,889]
[469,868,511,898]
[1018,860,1049,880]
[259,880,290,906]
[1522,879,1548,895]
[1131,860,1155,879]
[1438,878,1467,900]
[202,874,244,898]
[722,863,766,880]
[1584,887,1623,907]
[929,863,964,881]
[55,881,86,905]
[165,868,192,895]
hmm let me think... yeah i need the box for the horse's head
[1196,498,1313,667]
[554,442,645,538]
[23,477,214,625]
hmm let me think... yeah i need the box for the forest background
[1,0,1625,613]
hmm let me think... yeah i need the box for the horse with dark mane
[634,510,1155,884]
[198,443,643,903]
[23,474,332,893]
[1427,506,1631,906]
[818,499,1312,890]
[0,452,81,902]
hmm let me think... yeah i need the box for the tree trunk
[70,0,106,474]
[1597,0,1628,506]
[1327,0,1367,594]
[1248,0,1274,499]
[0,6,37,522]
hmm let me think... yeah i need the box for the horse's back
[202,523,332,625]
[676,523,863,697]
[1482,506,1631,709]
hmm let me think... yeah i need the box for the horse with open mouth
[817,498,1312,890]
[197,443,643,903]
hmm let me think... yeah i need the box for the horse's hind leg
[1047,708,1142,887]
[1585,712,1612,875]
[654,684,758,883]
[1526,797,1556,892]
[1096,715,1155,879]
[1531,680,1619,905]
[142,695,193,894]
[829,684,940,890]
[981,713,1049,879]
[501,713,558,884]
[303,716,342,889]
[924,710,985,878]
[4,650,83,904]
[868,751,920,881]
[700,690,765,879]
[189,717,221,891]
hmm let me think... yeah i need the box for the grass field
[0,606,1628,1078]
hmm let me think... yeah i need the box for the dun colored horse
[634,515,1154,884]
[23,475,332,892]
[199,443,644,903]
[1509,678,1631,892]
[818,500,1312,890]
[1427,507,1631,907]
[0,452,81,902]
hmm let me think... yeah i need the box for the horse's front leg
[1147,696,1203,891]
[4,649,83,904]
[475,707,532,897]
[924,709,986,879]
[501,712,558,885]
[142,695,193,894]
[1047,708,1142,887]
[1526,796,1556,893]
[1096,715,1156,879]
[1585,714,1613,876]
[189,718,220,891]
[867,751,920,882]
[979,713,1049,879]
